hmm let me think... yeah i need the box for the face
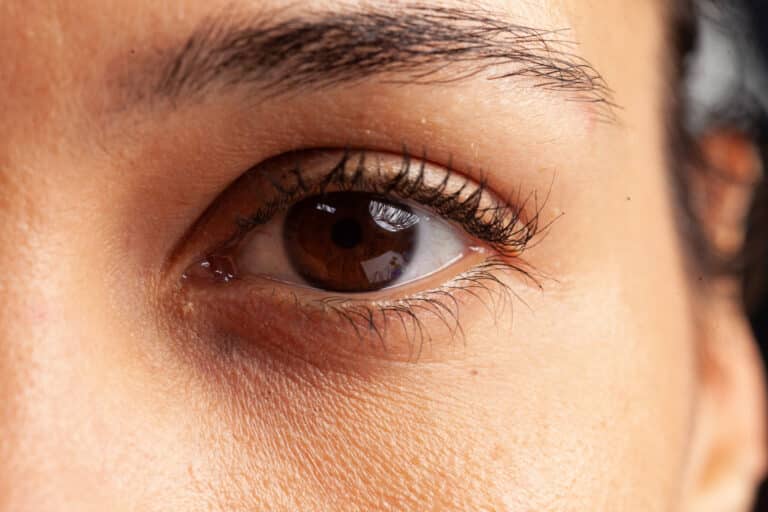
[0,1,765,510]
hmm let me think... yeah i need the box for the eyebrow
[136,4,614,118]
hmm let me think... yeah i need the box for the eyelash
[314,256,538,359]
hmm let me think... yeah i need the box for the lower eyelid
[174,254,521,366]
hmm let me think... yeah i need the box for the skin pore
[0,1,765,511]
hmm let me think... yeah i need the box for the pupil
[331,218,363,249]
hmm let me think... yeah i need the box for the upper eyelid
[224,149,542,257]
[236,150,459,210]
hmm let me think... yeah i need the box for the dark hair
[672,0,767,303]
[674,1,768,506]
[667,0,708,272]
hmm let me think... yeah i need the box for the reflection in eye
[249,191,468,293]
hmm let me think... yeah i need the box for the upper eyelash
[234,148,545,257]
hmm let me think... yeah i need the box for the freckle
[626,196,632,201]
[470,369,478,376]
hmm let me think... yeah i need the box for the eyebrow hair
[144,4,615,118]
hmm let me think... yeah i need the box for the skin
[0,1,765,511]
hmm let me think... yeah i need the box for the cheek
[531,276,697,507]
[154,281,695,512]
[452,271,697,509]
[169,358,520,510]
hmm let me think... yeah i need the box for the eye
[174,149,543,363]
[239,191,469,293]
[180,150,536,295]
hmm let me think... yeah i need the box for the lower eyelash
[311,256,542,362]
[175,253,545,366]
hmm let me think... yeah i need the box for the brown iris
[283,192,419,292]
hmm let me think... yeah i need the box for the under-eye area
[170,149,548,364]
